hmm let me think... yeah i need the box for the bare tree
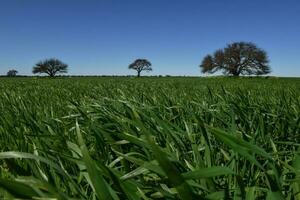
[200,42,271,76]
[7,69,18,77]
[33,58,68,77]
[129,59,152,77]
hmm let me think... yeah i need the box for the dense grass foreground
[0,77,299,199]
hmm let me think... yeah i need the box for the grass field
[0,77,299,199]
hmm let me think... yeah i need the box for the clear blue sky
[0,0,299,76]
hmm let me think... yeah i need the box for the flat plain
[0,77,299,199]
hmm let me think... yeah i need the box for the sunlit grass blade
[76,121,119,200]
[0,179,41,199]
[182,166,234,179]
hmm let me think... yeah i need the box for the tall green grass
[0,77,299,199]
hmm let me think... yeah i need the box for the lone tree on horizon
[200,42,271,76]
[33,58,68,77]
[7,69,18,77]
[129,59,152,77]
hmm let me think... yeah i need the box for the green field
[0,77,299,199]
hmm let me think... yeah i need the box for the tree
[129,59,152,77]
[33,58,68,77]
[200,42,271,76]
[7,69,18,77]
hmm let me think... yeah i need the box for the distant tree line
[3,41,271,78]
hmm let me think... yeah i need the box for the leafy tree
[33,58,68,77]
[6,69,18,77]
[200,42,271,76]
[129,59,152,77]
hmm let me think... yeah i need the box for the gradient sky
[0,0,299,76]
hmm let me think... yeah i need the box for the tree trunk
[137,71,141,77]
[232,71,240,76]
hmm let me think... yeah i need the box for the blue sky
[0,0,299,76]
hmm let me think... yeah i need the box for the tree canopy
[200,42,271,76]
[7,69,18,77]
[129,59,152,77]
[33,58,68,77]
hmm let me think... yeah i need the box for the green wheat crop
[0,77,299,199]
